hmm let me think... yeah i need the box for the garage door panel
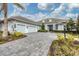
[27,26,37,33]
[16,24,25,33]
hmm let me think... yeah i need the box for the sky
[0,3,79,21]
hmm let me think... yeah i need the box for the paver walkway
[0,32,57,56]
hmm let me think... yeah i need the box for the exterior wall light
[42,20,45,23]
[49,19,52,22]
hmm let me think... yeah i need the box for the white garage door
[16,24,26,33]
[27,26,37,33]
[16,24,38,33]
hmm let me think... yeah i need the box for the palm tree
[76,15,79,33]
[0,3,24,39]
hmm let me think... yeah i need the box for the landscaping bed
[51,30,78,33]
[48,33,79,56]
[0,31,26,44]
[38,30,48,32]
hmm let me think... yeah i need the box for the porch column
[53,24,56,30]
[55,24,58,30]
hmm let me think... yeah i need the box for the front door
[48,25,53,31]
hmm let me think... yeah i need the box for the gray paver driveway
[0,32,57,56]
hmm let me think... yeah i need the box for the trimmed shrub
[66,34,74,43]
[52,30,64,33]
[13,32,24,37]
[38,30,48,32]
[57,34,64,40]
[10,32,26,40]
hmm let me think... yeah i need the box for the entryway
[48,25,53,31]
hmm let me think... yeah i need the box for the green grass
[48,33,79,56]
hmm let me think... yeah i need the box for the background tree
[66,18,75,32]
[0,3,24,39]
[41,23,45,30]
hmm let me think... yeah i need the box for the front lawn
[48,33,79,56]
[0,31,26,44]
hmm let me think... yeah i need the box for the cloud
[51,4,66,18]
[37,3,48,10]
[37,3,56,11]
[69,3,79,9]
[65,13,78,19]
[66,3,79,13]
[9,3,30,17]
[26,4,78,20]
[49,3,79,20]
[25,12,48,21]
[9,3,79,21]
[66,13,75,18]
[9,3,49,21]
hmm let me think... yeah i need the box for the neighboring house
[38,18,67,31]
[0,16,67,33]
